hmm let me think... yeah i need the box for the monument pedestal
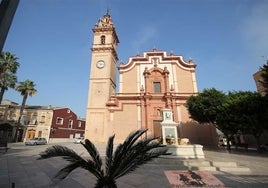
[160,109,205,159]
[165,144,205,159]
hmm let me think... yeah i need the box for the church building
[85,13,217,146]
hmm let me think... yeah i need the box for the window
[78,121,82,128]
[11,113,16,121]
[153,82,161,93]
[20,115,27,125]
[68,119,73,129]
[101,35,105,44]
[30,113,37,124]
[40,114,46,123]
[38,131,42,137]
[56,117,63,125]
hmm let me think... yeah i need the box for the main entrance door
[153,120,162,139]
[27,129,36,140]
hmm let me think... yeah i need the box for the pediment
[119,49,195,73]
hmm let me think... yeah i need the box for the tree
[14,79,37,141]
[186,88,226,124]
[0,51,20,103]
[215,111,237,150]
[187,88,268,151]
[186,88,235,150]
[38,129,169,188]
[0,72,17,103]
[243,92,268,152]
[216,91,248,150]
[224,91,268,151]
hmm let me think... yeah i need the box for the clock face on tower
[96,60,105,68]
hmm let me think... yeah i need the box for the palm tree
[14,79,37,141]
[38,129,169,188]
[0,72,17,103]
[0,51,20,104]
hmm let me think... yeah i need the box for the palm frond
[133,136,169,156]
[105,134,115,175]
[115,129,147,158]
[82,160,105,179]
[38,145,82,162]
[39,145,104,181]
[53,159,104,181]
[111,133,169,179]
[54,160,89,180]
[114,146,168,179]
[123,129,148,151]
[81,139,103,172]
[110,129,147,174]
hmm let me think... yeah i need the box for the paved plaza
[0,142,268,188]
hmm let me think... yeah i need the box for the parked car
[25,137,47,146]
[218,137,232,146]
[260,144,268,151]
[74,137,84,144]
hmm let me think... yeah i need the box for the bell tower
[85,12,119,142]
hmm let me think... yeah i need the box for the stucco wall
[112,104,140,143]
[180,122,218,146]
[120,66,138,93]
[178,104,191,122]
[175,68,195,93]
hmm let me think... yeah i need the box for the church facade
[85,13,217,146]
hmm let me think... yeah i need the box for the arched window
[101,35,105,44]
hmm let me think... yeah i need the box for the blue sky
[3,0,268,118]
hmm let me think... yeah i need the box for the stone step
[184,160,211,167]
[188,166,250,174]
[189,166,217,171]
[219,167,251,173]
[183,160,250,174]
[151,158,185,165]
[212,161,237,167]
[167,144,205,159]
[116,154,252,174]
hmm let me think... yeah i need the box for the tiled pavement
[0,142,268,188]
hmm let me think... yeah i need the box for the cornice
[118,50,196,73]
[91,47,118,61]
